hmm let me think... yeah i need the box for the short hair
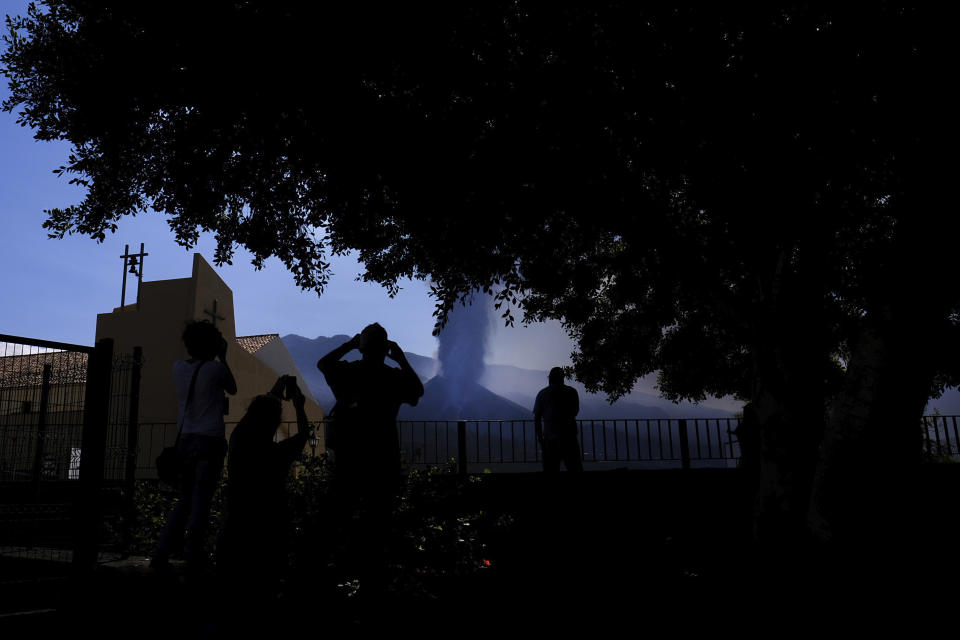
[237,394,283,437]
[548,367,565,383]
[242,394,283,432]
[181,321,221,359]
[359,323,388,352]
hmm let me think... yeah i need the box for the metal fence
[0,336,93,579]
[396,418,742,472]
[129,418,737,475]
[397,415,960,469]
[923,414,960,459]
[0,334,138,582]
[0,340,89,484]
[127,414,960,476]
[133,421,321,478]
[31,411,960,480]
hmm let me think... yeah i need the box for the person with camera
[216,375,310,595]
[317,323,424,592]
[318,324,424,500]
[152,321,237,574]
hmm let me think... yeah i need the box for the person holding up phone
[216,375,310,597]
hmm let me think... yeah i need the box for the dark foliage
[288,454,497,597]
[113,454,499,597]
[2,3,951,403]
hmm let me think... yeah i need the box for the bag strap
[175,360,206,445]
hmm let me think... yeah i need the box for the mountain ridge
[281,334,737,419]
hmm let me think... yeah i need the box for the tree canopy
[5,1,955,547]
[4,2,947,403]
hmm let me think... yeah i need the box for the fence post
[678,419,691,470]
[940,415,952,457]
[457,420,467,478]
[124,347,143,486]
[121,346,143,556]
[73,338,113,575]
[31,364,52,493]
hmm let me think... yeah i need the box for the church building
[2,252,324,481]
[95,252,325,433]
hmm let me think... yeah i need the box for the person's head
[242,394,283,437]
[181,321,222,360]
[358,323,388,361]
[548,367,565,386]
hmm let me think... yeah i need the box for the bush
[112,454,505,598]
[287,455,498,597]
[108,473,227,560]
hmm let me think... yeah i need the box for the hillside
[398,376,532,421]
[281,334,737,419]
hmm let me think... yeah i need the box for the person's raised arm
[533,392,544,444]
[217,336,238,395]
[317,334,360,373]
[292,385,309,439]
[387,340,425,400]
[273,378,309,460]
[267,376,286,399]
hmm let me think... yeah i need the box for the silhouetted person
[317,323,424,589]
[534,367,583,473]
[152,321,237,573]
[214,376,309,613]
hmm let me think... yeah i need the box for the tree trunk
[807,307,935,573]
[749,350,824,548]
[749,249,828,550]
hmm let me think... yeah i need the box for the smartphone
[282,375,298,400]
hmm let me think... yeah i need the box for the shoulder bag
[156,361,205,485]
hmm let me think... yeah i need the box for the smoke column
[436,293,492,415]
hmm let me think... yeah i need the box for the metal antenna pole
[136,242,145,310]
[120,244,129,308]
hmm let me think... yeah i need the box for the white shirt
[173,359,228,438]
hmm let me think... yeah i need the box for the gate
[0,334,142,586]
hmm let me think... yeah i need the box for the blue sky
[0,0,575,370]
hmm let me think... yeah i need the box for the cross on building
[204,299,225,327]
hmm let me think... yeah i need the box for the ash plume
[436,293,492,416]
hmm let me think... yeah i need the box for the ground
[2,468,958,634]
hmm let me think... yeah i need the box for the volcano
[398,375,532,421]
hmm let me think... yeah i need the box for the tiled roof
[0,334,278,388]
[0,351,89,388]
[236,334,278,355]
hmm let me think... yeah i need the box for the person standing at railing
[534,367,583,473]
[152,321,237,574]
[317,323,424,592]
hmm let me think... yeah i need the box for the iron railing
[0,334,147,580]
[0,335,131,580]
[127,413,960,476]
[132,421,319,477]
[23,414,960,479]
[0,337,91,484]
[131,418,737,475]
[922,414,960,459]
[394,418,743,472]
